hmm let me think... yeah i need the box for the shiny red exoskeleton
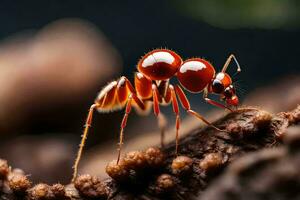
[72,49,241,181]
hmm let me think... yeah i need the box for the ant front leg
[72,103,98,182]
[174,85,226,132]
[203,89,233,112]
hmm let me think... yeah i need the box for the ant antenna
[221,54,241,74]
[232,69,240,78]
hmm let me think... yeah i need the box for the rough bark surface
[199,125,300,200]
[0,105,299,200]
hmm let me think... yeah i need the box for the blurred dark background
[0,0,299,183]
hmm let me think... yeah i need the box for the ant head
[223,84,239,106]
[209,72,239,106]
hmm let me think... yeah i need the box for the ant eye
[231,85,236,93]
[223,87,232,98]
[224,85,236,98]
[211,79,224,93]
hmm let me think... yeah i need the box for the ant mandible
[72,48,241,182]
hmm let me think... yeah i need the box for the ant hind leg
[72,103,98,182]
[117,94,134,164]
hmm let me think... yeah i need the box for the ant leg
[115,77,146,164]
[203,89,233,112]
[169,85,181,155]
[152,84,169,149]
[174,85,226,132]
[157,113,167,148]
[72,103,98,182]
[135,73,165,144]
[116,92,145,164]
[117,94,133,164]
[152,84,161,116]
[221,54,241,74]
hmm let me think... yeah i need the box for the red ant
[72,49,241,182]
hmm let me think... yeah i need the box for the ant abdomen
[95,76,147,113]
[137,49,182,80]
[95,81,119,112]
[95,78,128,113]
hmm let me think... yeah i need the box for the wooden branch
[199,125,300,200]
[1,105,299,200]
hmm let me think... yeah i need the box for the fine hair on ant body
[72,48,241,182]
